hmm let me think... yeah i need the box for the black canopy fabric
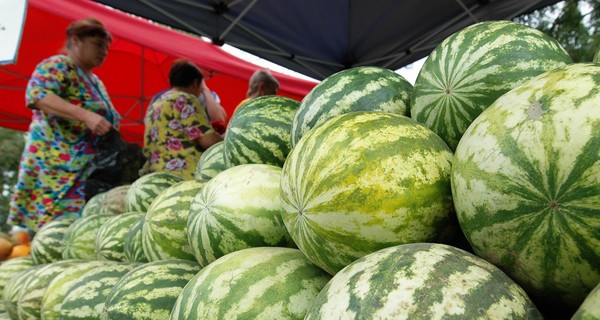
[93,0,561,80]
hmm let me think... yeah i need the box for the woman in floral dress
[140,59,222,180]
[8,18,121,232]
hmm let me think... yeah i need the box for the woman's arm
[201,81,227,122]
[33,93,113,136]
[197,131,223,150]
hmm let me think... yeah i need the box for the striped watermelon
[3,265,43,320]
[101,184,131,214]
[123,213,149,263]
[411,20,572,151]
[17,259,83,320]
[143,180,205,261]
[305,243,542,319]
[58,262,141,319]
[0,257,33,313]
[170,247,331,319]
[291,66,412,146]
[95,211,145,261]
[82,192,106,217]
[62,214,114,260]
[30,217,75,264]
[223,95,299,167]
[194,141,227,181]
[124,172,183,213]
[0,313,9,319]
[594,45,600,62]
[451,63,600,315]
[188,164,294,267]
[573,281,600,320]
[102,259,201,320]
[281,112,456,275]
[41,260,113,320]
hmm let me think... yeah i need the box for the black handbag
[85,129,145,200]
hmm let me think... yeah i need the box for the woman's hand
[81,110,112,136]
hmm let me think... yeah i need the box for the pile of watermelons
[1,20,599,320]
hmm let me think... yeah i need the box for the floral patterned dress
[140,89,213,180]
[8,55,121,232]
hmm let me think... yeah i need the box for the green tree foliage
[515,0,600,62]
[0,128,25,228]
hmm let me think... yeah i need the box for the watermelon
[223,95,299,167]
[30,217,75,265]
[101,184,131,214]
[62,214,114,260]
[305,243,542,319]
[143,180,205,261]
[3,265,43,320]
[573,281,600,320]
[41,260,113,320]
[82,192,107,217]
[170,247,331,319]
[0,257,33,313]
[281,111,456,275]
[123,213,149,263]
[17,259,83,320]
[188,164,294,267]
[411,20,572,151]
[291,66,412,146]
[451,63,600,315]
[194,141,227,181]
[59,262,141,319]
[95,211,145,261]
[594,45,600,62]
[102,259,201,320]
[124,172,183,213]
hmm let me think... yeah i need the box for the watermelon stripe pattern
[3,265,44,320]
[291,66,412,146]
[143,180,205,261]
[411,20,572,151]
[95,211,145,261]
[194,141,227,181]
[223,95,299,167]
[59,262,141,319]
[62,214,115,260]
[82,192,107,217]
[305,243,542,319]
[188,164,293,267]
[124,213,149,263]
[31,217,76,264]
[573,281,600,319]
[452,63,600,311]
[170,247,331,320]
[281,112,455,275]
[125,172,183,213]
[41,260,113,320]
[0,257,33,313]
[102,259,201,319]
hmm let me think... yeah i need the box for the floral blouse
[141,89,213,180]
[8,55,121,232]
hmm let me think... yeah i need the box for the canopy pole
[455,0,480,23]
[218,0,258,41]
[139,0,212,38]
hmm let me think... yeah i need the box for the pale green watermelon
[188,164,294,267]
[291,66,412,146]
[102,259,201,320]
[0,257,33,313]
[3,265,42,320]
[452,63,600,315]
[573,280,600,320]
[124,172,183,213]
[101,184,131,214]
[281,112,456,275]
[170,247,331,319]
[305,243,542,319]
[17,260,83,320]
[223,95,299,167]
[194,141,227,181]
[82,192,107,217]
[62,214,114,260]
[143,180,205,261]
[411,20,572,150]
[58,262,141,320]
[41,260,113,320]
[594,45,600,62]
[123,213,149,263]
[95,211,145,261]
[30,217,75,265]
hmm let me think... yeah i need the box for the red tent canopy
[0,0,317,143]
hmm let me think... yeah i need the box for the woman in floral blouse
[8,18,121,232]
[140,59,222,180]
